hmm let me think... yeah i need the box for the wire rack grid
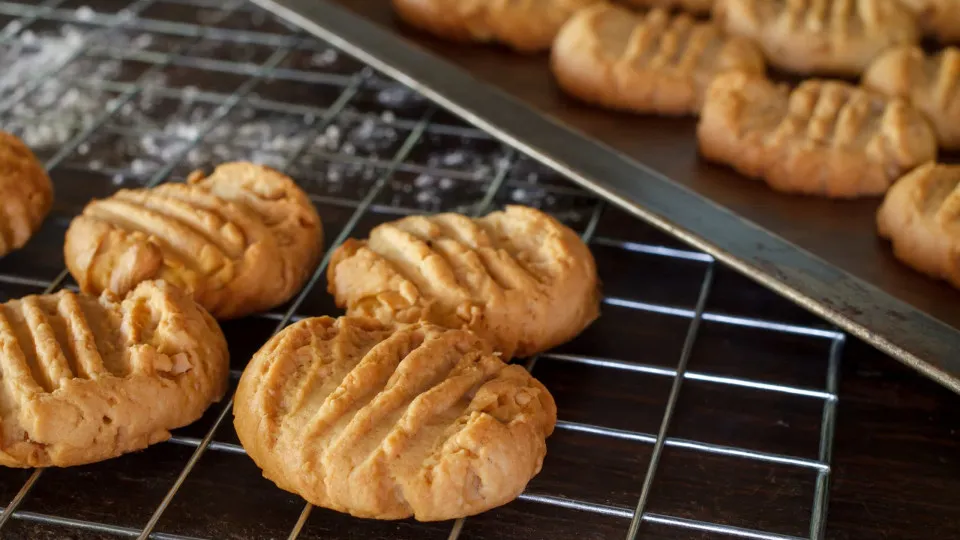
[0,1,843,539]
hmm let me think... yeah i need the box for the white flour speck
[311,48,338,67]
[442,151,465,167]
[415,190,435,204]
[376,84,425,109]
[75,6,96,21]
[414,174,434,188]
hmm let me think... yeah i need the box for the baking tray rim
[250,0,960,396]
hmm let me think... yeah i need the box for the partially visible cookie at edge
[697,73,937,198]
[0,280,229,468]
[234,316,557,521]
[551,4,765,116]
[327,205,600,359]
[863,46,960,150]
[64,162,323,320]
[877,163,960,289]
[0,130,53,257]
[713,0,919,76]
[897,0,960,43]
[391,0,603,53]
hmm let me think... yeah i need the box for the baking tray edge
[251,0,960,395]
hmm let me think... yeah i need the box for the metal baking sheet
[252,0,960,395]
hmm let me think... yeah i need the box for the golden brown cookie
[713,0,919,76]
[697,73,937,198]
[64,162,323,320]
[391,0,603,53]
[0,280,229,468]
[622,0,714,15]
[877,163,960,289]
[326,205,600,359]
[234,316,557,521]
[897,0,960,43]
[0,131,53,257]
[551,5,765,116]
[863,46,960,150]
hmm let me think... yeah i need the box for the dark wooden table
[829,339,960,539]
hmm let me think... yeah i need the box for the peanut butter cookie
[552,4,765,116]
[897,0,960,43]
[0,131,53,257]
[877,163,960,289]
[234,316,556,521]
[64,162,323,320]
[698,73,937,197]
[0,281,229,468]
[713,0,919,76]
[327,206,600,359]
[863,46,960,150]
[392,0,603,53]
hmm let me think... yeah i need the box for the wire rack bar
[555,421,829,471]
[286,505,313,540]
[809,336,843,539]
[3,509,211,540]
[626,263,716,539]
[0,471,42,531]
[603,297,843,340]
[591,237,714,263]
[517,493,633,519]
[642,513,807,540]
[543,353,836,400]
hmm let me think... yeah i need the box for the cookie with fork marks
[877,163,960,289]
[863,46,960,150]
[234,316,557,521]
[392,0,603,53]
[713,0,919,76]
[698,73,937,197]
[0,130,53,257]
[64,162,323,320]
[0,281,229,468]
[326,205,600,359]
[897,0,960,43]
[551,4,765,116]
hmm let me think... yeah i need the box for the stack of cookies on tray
[0,131,602,521]
[393,0,960,291]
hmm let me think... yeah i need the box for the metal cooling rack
[0,1,842,539]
